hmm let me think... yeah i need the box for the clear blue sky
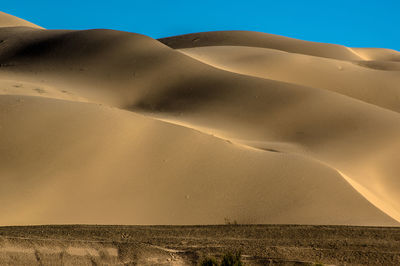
[2,0,399,50]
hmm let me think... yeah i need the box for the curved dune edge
[351,47,400,61]
[159,31,400,62]
[0,95,398,226]
[346,47,369,60]
[158,31,364,61]
[143,114,400,225]
[177,46,400,113]
[0,12,399,226]
[0,11,43,29]
[337,170,400,223]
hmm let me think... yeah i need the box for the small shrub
[221,251,242,266]
[199,251,243,266]
[224,218,238,225]
[199,257,218,266]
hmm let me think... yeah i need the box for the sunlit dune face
[0,12,400,226]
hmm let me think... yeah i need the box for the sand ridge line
[346,47,369,60]
[338,171,400,223]
[128,112,400,224]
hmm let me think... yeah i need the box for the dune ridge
[177,45,400,112]
[0,11,43,29]
[0,12,399,226]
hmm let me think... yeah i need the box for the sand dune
[178,45,400,112]
[0,11,42,29]
[0,12,399,226]
[159,31,364,60]
[1,95,395,225]
[351,47,400,61]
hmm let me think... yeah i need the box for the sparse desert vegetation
[200,251,242,266]
[2,225,400,265]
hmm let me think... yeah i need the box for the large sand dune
[0,12,399,226]
[0,11,42,29]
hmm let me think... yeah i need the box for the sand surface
[0,12,400,226]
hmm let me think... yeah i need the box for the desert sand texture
[0,12,400,226]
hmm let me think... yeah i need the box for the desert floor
[1,225,400,265]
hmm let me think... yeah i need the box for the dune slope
[178,46,400,112]
[0,12,400,226]
[0,11,42,29]
[158,31,364,60]
[1,95,396,225]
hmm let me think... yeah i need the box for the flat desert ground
[1,11,400,265]
[1,224,400,265]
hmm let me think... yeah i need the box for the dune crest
[0,13,400,226]
[178,45,400,112]
[0,11,43,29]
[350,47,400,61]
[158,30,364,60]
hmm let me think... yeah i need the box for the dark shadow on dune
[352,60,400,71]
[262,148,281,153]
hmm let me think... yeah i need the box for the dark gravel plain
[1,224,400,265]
